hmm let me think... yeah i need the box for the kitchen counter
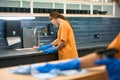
[77,41,110,50]
[0,41,109,68]
[0,48,43,59]
[0,48,58,68]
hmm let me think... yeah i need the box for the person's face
[49,17,59,26]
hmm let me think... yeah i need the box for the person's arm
[107,33,120,49]
[107,33,120,58]
[79,52,100,68]
[52,39,66,50]
[51,39,58,46]
[56,40,66,50]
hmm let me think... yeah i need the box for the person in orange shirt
[107,32,120,58]
[33,11,78,60]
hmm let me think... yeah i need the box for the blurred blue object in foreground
[95,58,120,80]
[9,58,80,73]
[36,58,80,73]
[9,58,80,79]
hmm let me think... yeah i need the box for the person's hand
[33,46,39,51]
[43,47,57,54]
[38,44,52,51]
[94,58,120,80]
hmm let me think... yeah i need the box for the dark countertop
[0,48,58,68]
[0,41,109,58]
[77,41,109,50]
[0,48,44,59]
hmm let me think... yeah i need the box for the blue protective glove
[43,46,57,54]
[38,44,52,51]
[36,58,80,73]
[94,58,120,80]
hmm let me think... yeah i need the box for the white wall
[115,4,120,17]
[0,1,20,7]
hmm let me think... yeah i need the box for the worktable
[0,64,108,80]
[0,47,109,80]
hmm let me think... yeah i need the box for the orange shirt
[57,20,78,60]
[108,32,120,58]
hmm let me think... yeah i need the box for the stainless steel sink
[15,48,43,54]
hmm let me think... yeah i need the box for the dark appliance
[47,23,54,35]
[4,20,22,48]
[5,20,21,37]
